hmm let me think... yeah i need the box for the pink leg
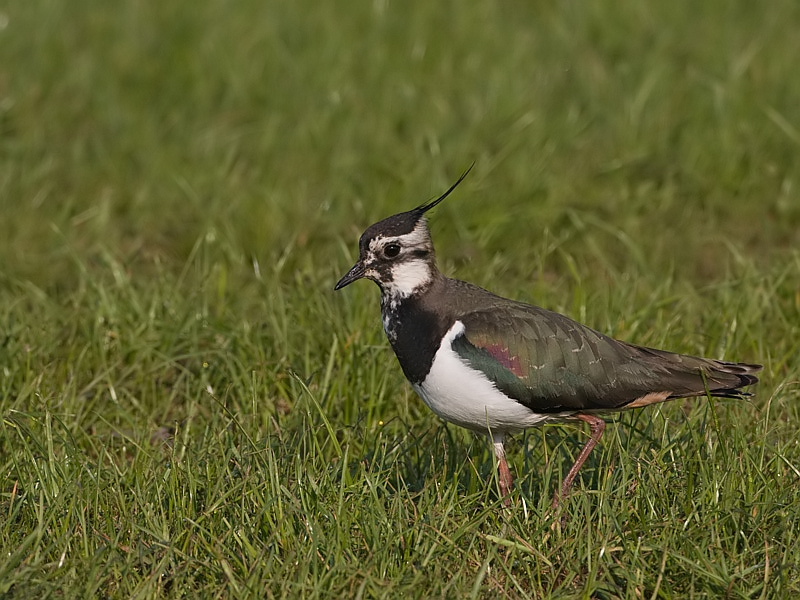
[552,414,606,508]
[492,434,513,507]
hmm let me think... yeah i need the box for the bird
[334,167,762,507]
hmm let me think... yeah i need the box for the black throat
[380,286,453,384]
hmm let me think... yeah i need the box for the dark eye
[383,243,401,258]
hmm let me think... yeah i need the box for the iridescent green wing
[452,303,699,413]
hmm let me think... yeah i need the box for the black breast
[382,296,453,384]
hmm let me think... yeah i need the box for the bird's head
[334,166,472,300]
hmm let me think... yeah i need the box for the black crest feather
[357,164,475,246]
[413,163,474,216]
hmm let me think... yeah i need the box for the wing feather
[450,301,759,413]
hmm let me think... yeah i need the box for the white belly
[411,321,560,433]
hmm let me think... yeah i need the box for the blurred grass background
[1,0,799,597]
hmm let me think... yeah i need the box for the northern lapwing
[335,168,762,507]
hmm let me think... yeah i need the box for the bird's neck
[378,268,451,384]
[379,258,440,310]
[379,261,443,337]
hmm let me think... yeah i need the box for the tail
[699,359,762,399]
[628,344,763,402]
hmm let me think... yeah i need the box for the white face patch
[384,259,432,298]
[365,220,435,305]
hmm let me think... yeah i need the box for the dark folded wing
[451,303,760,414]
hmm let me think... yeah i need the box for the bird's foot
[498,455,514,508]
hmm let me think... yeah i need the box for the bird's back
[431,276,761,414]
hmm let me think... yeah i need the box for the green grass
[2,0,800,597]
